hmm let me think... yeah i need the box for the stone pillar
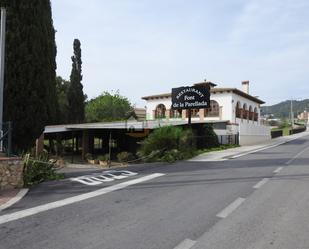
[152,110,156,120]
[35,133,44,157]
[219,107,223,120]
[182,109,187,119]
[199,109,205,121]
[165,109,170,119]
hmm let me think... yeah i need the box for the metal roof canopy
[44,120,230,134]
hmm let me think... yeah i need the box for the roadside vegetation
[23,151,64,187]
[137,125,235,163]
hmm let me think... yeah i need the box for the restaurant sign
[171,85,210,109]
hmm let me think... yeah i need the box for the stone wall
[0,158,24,190]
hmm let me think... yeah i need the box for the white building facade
[142,81,271,145]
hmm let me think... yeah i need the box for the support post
[0,8,6,127]
[188,109,192,126]
[7,121,11,157]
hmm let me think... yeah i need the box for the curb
[0,188,29,211]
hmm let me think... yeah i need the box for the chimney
[242,81,249,94]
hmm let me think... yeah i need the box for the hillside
[261,99,309,118]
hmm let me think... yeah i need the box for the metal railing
[0,121,12,157]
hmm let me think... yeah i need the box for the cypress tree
[67,39,85,124]
[1,0,58,151]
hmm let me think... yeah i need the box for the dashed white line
[253,178,270,189]
[285,146,309,165]
[173,239,196,249]
[273,167,283,174]
[216,197,245,218]
[0,173,165,225]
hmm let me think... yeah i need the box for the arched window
[254,107,258,121]
[242,103,248,119]
[249,106,253,120]
[155,104,166,119]
[171,109,182,119]
[204,100,220,117]
[186,109,200,118]
[236,101,242,118]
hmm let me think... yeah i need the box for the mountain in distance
[261,99,309,119]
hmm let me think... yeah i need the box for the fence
[290,126,307,135]
[0,122,12,157]
[271,130,283,139]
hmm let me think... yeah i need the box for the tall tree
[1,0,58,151]
[67,39,85,123]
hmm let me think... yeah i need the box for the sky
[51,0,309,107]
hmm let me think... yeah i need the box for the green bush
[117,151,135,162]
[98,154,109,161]
[23,154,64,186]
[137,126,196,163]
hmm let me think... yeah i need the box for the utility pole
[290,99,294,128]
[0,8,6,127]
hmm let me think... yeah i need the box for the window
[186,109,200,118]
[254,107,258,121]
[171,109,182,118]
[205,100,220,117]
[155,104,166,119]
[236,101,242,118]
[249,106,253,120]
[242,104,248,119]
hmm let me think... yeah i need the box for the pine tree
[1,0,58,151]
[67,39,85,124]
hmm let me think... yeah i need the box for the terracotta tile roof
[142,88,265,104]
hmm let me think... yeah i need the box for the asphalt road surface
[1,134,309,249]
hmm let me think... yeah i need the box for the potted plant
[98,154,109,166]
[85,153,98,164]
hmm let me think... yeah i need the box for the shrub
[98,154,109,161]
[117,151,135,162]
[137,126,196,162]
[23,154,64,186]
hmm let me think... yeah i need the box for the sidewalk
[189,131,309,162]
[0,188,28,211]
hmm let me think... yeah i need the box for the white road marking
[0,189,29,212]
[70,177,104,186]
[216,197,245,218]
[253,178,270,189]
[230,143,285,159]
[173,239,196,249]
[105,173,128,180]
[285,146,309,165]
[0,173,165,225]
[70,170,138,186]
[273,167,283,173]
[230,135,308,159]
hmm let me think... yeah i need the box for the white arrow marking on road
[0,173,165,225]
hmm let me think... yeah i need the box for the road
[1,134,309,249]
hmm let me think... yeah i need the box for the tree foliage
[85,91,133,122]
[2,0,58,151]
[67,39,85,124]
[55,76,70,124]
